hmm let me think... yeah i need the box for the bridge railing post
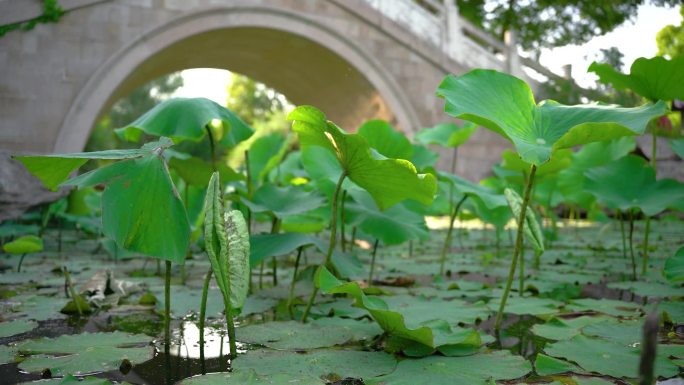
[504,29,525,78]
[443,0,464,58]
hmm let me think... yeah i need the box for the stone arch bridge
[0,0,565,217]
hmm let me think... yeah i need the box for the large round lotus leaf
[2,235,43,254]
[18,332,153,375]
[588,56,684,102]
[541,377,616,385]
[311,317,383,342]
[115,97,253,147]
[565,298,640,318]
[581,319,642,346]
[22,374,120,385]
[0,345,16,365]
[0,319,38,338]
[488,296,561,316]
[236,320,353,350]
[585,155,684,216]
[664,246,684,283]
[289,106,437,210]
[534,353,582,376]
[436,69,666,165]
[531,316,608,341]
[366,350,531,385]
[607,281,684,298]
[381,295,491,327]
[357,119,413,160]
[9,295,69,321]
[179,369,321,385]
[238,349,396,380]
[544,335,679,379]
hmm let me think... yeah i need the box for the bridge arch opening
[55,5,420,153]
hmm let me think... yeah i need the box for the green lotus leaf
[544,334,679,379]
[241,184,326,218]
[249,232,323,267]
[437,69,667,165]
[345,189,429,246]
[238,349,396,380]
[168,156,243,186]
[204,173,250,310]
[671,138,684,160]
[2,235,43,254]
[236,320,353,350]
[411,143,440,171]
[438,173,507,210]
[366,350,531,385]
[115,98,253,146]
[0,319,38,338]
[664,246,684,283]
[501,148,572,177]
[557,138,636,208]
[415,122,478,147]
[17,332,153,376]
[358,119,413,160]
[585,155,684,216]
[248,133,290,185]
[63,153,189,264]
[504,188,544,252]
[14,138,173,191]
[588,55,684,102]
[179,369,320,385]
[288,106,437,210]
[534,353,582,376]
[315,266,481,355]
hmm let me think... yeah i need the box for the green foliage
[2,235,43,254]
[17,332,153,376]
[437,69,667,165]
[589,56,684,102]
[504,188,544,252]
[455,0,679,52]
[657,5,684,58]
[358,120,414,159]
[288,106,437,210]
[0,0,64,37]
[664,246,684,283]
[345,189,429,246]
[17,138,190,263]
[366,350,531,385]
[249,233,322,267]
[115,97,254,147]
[169,156,242,186]
[247,133,290,185]
[585,155,684,216]
[226,73,287,126]
[204,173,250,311]
[315,266,482,356]
[242,184,326,218]
[415,122,477,148]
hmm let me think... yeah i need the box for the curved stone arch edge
[54,4,422,153]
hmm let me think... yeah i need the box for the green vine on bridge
[0,0,64,37]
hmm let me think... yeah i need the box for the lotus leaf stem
[198,269,212,374]
[368,239,380,287]
[494,164,537,331]
[164,260,171,348]
[288,246,304,319]
[439,195,468,275]
[301,172,347,323]
[643,217,651,275]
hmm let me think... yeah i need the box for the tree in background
[226,74,287,127]
[455,0,680,54]
[225,74,291,168]
[86,74,183,152]
[657,5,684,58]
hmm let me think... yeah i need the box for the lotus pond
[1,62,684,385]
